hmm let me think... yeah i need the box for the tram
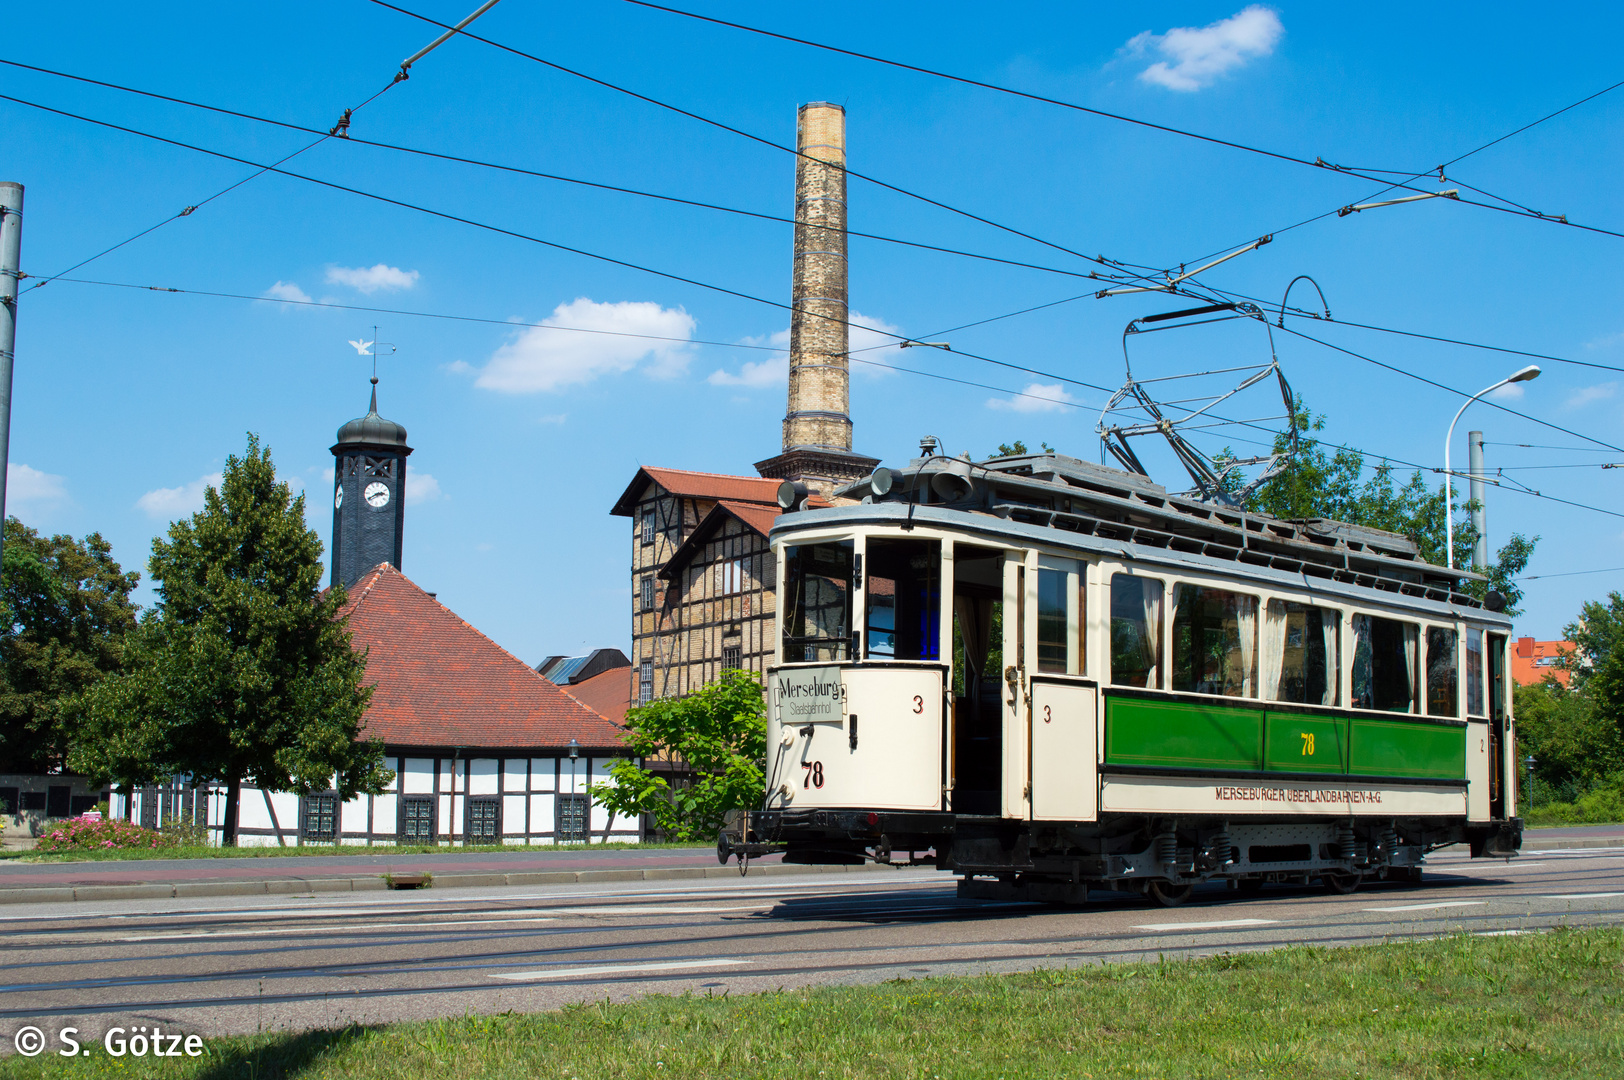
[721,448,1523,906]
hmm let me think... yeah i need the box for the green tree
[1249,401,1536,614]
[993,440,1054,457]
[72,435,391,844]
[1513,680,1624,801]
[1563,592,1624,745]
[589,668,766,842]
[0,520,140,773]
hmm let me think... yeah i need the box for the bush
[1525,783,1624,827]
[35,816,179,852]
[161,813,211,846]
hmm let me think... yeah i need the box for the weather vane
[347,326,397,383]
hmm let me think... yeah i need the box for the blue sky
[4,2,1622,660]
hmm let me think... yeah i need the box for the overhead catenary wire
[0,57,1119,287]
[614,0,1624,243]
[1525,566,1624,579]
[14,1,507,293]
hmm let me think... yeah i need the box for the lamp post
[1445,366,1541,570]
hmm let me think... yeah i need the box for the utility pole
[1468,430,1487,568]
[0,182,22,569]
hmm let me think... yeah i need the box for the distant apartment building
[1510,636,1573,687]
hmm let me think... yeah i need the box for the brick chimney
[755,102,878,497]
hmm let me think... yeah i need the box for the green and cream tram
[725,450,1522,906]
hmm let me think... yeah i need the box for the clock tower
[331,376,412,590]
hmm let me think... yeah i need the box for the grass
[0,841,705,863]
[1525,786,1624,828]
[3,927,1620,1079]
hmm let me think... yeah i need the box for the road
[2,844,1620,1044]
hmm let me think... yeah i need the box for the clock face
[364,481,390,508]
[334,486,343,510]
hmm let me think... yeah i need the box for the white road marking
[492,958,751,981]
[116,916,559,941]
[545,904,769,916]
[1361,902,1486,912]
[1542,892,1624,900]
[1476,929,1529,936]
[1134,918,1279,932]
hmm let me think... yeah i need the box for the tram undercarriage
[724,809,1522,906]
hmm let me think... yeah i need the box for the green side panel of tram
[1348,718,1466,780]
[1104,697,1263,770]
[1262,710,1348,774]
[1104,695,1464,781]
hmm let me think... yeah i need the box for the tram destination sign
[773,666,846,724]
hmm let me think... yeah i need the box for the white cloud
[406,472,442,504]
[1125,6,1283,91]
[1487,383,1526,402]
[709,311,904,386]
[1567,382,1617,408]
[7,463,67,510]
[260,281,312,304]
[1583,331,1624,350]
[325,264,420,294]
[476,298,696,393]
[136,472,223,519]
[537,413,568,425]
[987,382,1076,413]
[445,360,473,375]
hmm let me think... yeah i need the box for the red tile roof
[564,666,632,727]
[1511,637,1573,687]
[339,564,627,751]
[611,466,781,516]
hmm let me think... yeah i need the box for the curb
[0,860,923,906]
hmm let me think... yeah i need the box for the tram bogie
[724,451,1523,904]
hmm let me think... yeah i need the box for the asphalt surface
[1,843,1620,1046]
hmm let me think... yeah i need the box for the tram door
[949,545,1007,816]
[1488,632,1509,819]
[1028,558,1098,822]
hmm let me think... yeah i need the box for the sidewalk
[0,825,1615,906]
[0,845,909,905]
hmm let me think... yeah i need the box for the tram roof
[801,452,1493,612]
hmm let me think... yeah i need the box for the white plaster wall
[439,794,454,837]
[529,793,554,838]
[530,759,556,792]
[502,795,526,834]
[340,794,368,834]
[402,759,435,794]
[588,758,615,834]
[438,758,453,796]
[503,758,527,793]
[373,793,398,835]
[238,788,273,830]
[469,759,499,796]
[558,759,587,797]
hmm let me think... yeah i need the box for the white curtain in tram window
[1235,594,1258,697]
[1319,609,1339,706]
[1141,581,1164,689]
[1402,622,1420,713]
[1261,601,1287,700]
[955,594,993,685]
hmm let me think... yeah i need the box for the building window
[717,558,743,594]
[640,576,655,611]
[641,509,655,545]
[639,659,654,704]
[557,794,589,843]
[0,787,16,815]
[465,797,500,844]
[302,794,338,842]
[400,796,435,844]
[722,643,742,670]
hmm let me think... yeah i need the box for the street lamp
[1445,365,1541,570]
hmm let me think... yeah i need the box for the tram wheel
[1321,872,1360,895]
[1147,880,1194,908]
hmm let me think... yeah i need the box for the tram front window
[1352,614,1419,712]
[1265,600,1340,706]
[864,539,941,661]
[1171,585,1258,697]
[783,541,853,662]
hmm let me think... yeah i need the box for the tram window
[1037,568,1068,673]
[1265,600,1339,706]
[1110,574,1164,689]
[1351,614,1419,713]
[1427,627,1460,717]
[1487,632,1508,723]
[865,539,941,661]
[1466,629,1486,716]
[1171,585,1258,697]
[783,541,853,662]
